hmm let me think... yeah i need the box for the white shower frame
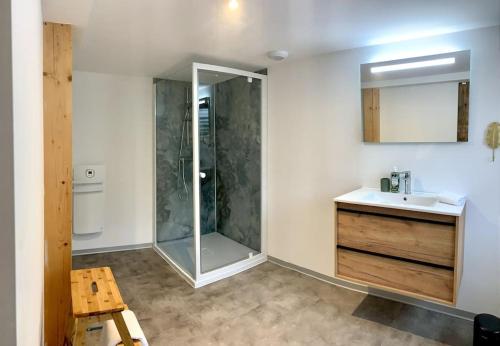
[153,63,268,288]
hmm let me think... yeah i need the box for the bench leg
[72,318,88,346]
[65,316,75,346]
[111,312,134,346]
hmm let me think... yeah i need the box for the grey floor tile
[73,249,473,346]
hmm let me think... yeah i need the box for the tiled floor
[73,249,473,345]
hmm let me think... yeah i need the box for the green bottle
[390,167,400,193]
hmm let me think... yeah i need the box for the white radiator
[73,165,105,235]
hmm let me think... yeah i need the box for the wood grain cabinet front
[337,210,455,267]
[337,248,454,303]
[334,202,465,306]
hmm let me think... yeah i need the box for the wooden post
[372,88,380,142]
[457,81,469,142]
[112,312,135,346]
[362,88,380,142]
[43,22,73,346]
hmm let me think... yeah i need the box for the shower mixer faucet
[400,171,412,194]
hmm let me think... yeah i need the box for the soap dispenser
[390,167,400,193]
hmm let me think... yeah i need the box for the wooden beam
[457,81,469,142]
[362,88,380,142]
[43,22,72,346]
[372,88,380,142]
[362,89,373,141]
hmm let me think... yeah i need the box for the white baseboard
[268,256,475,321]
[72,243,152,256]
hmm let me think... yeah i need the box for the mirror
[361,50,470,143]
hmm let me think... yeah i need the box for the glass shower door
[154,63,267,287]
[193,64,266,280]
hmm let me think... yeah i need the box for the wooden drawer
[337,248,454,303]
[337,210,455,267]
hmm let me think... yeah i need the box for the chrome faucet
[400,171,411,194]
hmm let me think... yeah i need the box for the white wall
[379,82,458,142]
[268,26,500,315]
[72,71,153,251]
[11,0,44,345]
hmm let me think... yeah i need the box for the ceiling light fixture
[267,50,289,61]
[370,57,455,73]
[228,0,239,10]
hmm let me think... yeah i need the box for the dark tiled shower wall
[214,76,262,252]
[155,76,262,252]
[155,79,216,242]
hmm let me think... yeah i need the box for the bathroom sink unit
[336,188,463,214]
[333,188,465,306]
[360,190,438,207]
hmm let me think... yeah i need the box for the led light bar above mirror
[361,50,470,143]
[370,57,456,73]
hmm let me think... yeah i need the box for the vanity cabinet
[334,202,465,306]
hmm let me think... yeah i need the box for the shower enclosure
[153,63,267,287]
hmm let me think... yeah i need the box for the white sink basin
[334,188,465,216]
[360,191,438,207]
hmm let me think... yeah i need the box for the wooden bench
[69,267,136,346]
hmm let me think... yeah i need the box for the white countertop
[334,187,465,216]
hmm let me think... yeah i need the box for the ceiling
[42,0,500,78]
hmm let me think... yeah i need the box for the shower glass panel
[195,68,262,274]
[155,78,195,278]
[154,63,266,287]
